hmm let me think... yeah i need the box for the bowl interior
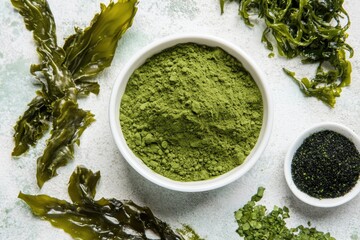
[284,122,360,207]
[110,34,273,192]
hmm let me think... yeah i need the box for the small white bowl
[109,34,273,192]
[284,122,360,207]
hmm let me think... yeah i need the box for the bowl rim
[284,122,360,207]
[109,34,274,192]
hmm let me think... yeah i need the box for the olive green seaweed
[120,43,263,181]
[11,0,138,187]
[177,225,205,240]
[11,0,68,156]
[19,166,184,240]
[220,0,353,107]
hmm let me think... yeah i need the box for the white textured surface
[0,0,359,239]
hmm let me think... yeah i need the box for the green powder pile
[120,43,263,181]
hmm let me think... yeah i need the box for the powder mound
[120,43,263,181]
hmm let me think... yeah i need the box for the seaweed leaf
[11,0,137,187]
[12,96,50,156]
[10,0,61,57]
[20,166,183,240]
[63,0,138,93]
[11,0,66,156]
[36,99,94,188]
[221,0,353,107]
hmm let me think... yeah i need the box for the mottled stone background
[0,0,359,239]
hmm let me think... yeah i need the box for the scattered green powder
[120,43,263,181]
[235,187,336,240]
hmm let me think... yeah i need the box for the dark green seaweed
[36,99,95,187]
[220,0,353,107]
[11,0,137,187]
[19,166,182,240]
[11,0,66,156]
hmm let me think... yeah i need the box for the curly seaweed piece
[10,0,62,56]
[177,225,204,240]
[11,0,65,156]
[220,0,353,107]
[36,99,94,187]
[12,96,50,156]
[19,166,182,240]
[63,0,137,85]
[11,0,137,186]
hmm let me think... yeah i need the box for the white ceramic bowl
[284,122,360,207]
[109,34,273,192]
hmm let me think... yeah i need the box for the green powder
[120,43,263,181]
